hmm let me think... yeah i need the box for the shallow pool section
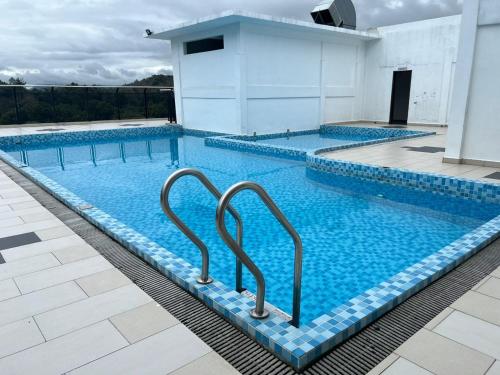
[205,125,434,160]
[1,126,498,369]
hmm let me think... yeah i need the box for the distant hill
[126,74,173,87]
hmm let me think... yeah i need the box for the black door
[389,70,412,125]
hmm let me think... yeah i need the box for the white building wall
[171,24,242,134]
[362,16,461,125]
[445,0,500,165]
[241,24,366,135]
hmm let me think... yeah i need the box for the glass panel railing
[0,85,176,125]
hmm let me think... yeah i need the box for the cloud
[0,0,462,85]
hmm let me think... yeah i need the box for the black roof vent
[311,0,357,30]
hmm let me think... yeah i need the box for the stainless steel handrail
[160,168,244,289]
[216,181,303,327]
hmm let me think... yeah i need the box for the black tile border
[0,232,41,251]
[1,159,499,374]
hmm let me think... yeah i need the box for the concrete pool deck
[0,120,499,374]
[0,167,239,374]
[322,123,500,184]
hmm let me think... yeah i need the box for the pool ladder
[160,168,303,327]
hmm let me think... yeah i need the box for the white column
[444,0,480,162]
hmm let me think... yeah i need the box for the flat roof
[149,10,380,41]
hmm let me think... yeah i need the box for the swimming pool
[1,125,498,369]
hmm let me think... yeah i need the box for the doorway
[389,70,412,125]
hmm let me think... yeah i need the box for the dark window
[184,35,224,55]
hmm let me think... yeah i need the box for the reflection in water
[16,137,180,171]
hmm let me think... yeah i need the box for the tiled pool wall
[204,125,434,161]
[0,124,499,370]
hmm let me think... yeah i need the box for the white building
[151,1,499,165]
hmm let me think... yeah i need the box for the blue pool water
[6,135,499,324]
[254,133,378,151]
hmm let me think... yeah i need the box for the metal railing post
[160,168,244,288]
[144,88,149,119]
[115,87,121,120]
[12,87,20,124]
[50,87,56,122]
[216,181,303,327]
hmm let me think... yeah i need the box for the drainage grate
[383,125,407,129]
[1,159,499,375]
[119,123,144,127]
[402,146,445,153]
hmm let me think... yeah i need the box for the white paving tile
[0,216,24,228]
[76,268,131,297]
[1,234,87,261]
[0,253,60,281]
[15,255,113,294]
[477,277,500,300]
[8,200,41,211]
[0,282,87,326]
[382,358,433,375]
[110,301,179,343]
[69,324,211,375]
[487,361,500,375]
[35,225,75,241]
[452,291,500,326]
[0,318,45,358]
[0,279,20,301]
[0,206,48,220]
[396,329,494,375]
[0,218,64,238]
[0,320,128,375]
[170,352,240,375]
[52,243,99,264]
[35,284,151,340]
[434,311,500,360]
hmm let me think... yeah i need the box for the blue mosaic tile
[0,124,498,370]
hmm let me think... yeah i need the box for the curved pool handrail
[160,168,244,288]
[216,181,303,327]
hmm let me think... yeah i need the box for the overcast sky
[0,0,463,85]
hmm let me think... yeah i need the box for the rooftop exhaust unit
[311,0,357,30]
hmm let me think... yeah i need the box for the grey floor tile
[69,324,211,375]
[382,358,433,375]
[0,253,60,281]
[0,279,20,301]
[0,318,45,358]
[0,320,128,375]
[35,284,151,340]
[452,291,500,326]
[0,282,87,326]
[110,301,179,343]
[52,244,99,264]
[434,311,500,360]
[477,277,500,300]
[76,268,131,297]
[1,234,86,262]
[15,255,113,294]
[0,232,41,251]
[170,351,240,375]
[487,361,500,375]
[396,329,494,375]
